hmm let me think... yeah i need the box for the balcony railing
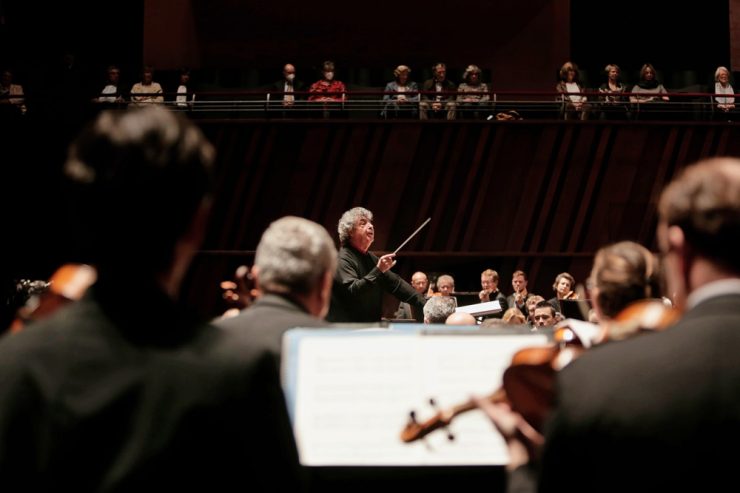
[1,89,736,121]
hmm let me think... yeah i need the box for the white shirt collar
[687,278,740,309]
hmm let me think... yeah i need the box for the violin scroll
[9,264,97,333]
[400,388,506,443]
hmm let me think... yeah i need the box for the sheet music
[455,300,502,316]
[288,332,547,466]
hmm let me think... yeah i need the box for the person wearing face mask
[308,60,346,118]
[271,63,305,116]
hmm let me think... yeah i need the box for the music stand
[559,299,592,321]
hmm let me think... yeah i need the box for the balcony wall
[186,119,740,317]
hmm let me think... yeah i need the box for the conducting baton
[393,217,431,255]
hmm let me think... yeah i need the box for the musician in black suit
[480,157,740,492]
[0,106,301,491]
[478,269,509,319]
[216,216,336,361]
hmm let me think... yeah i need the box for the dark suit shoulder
[215,295,324,331]
[557,295,740,423]
[214,294,326,358]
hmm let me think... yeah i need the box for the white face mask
[286,73,295,82]
[324,72,334,81]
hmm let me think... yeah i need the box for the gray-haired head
[715,66,731,82]
[255,216,337,295]
[423,296,457,324]
[337,207,373,245]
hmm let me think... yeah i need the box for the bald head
[411,271,429,294]
[446,312,477,326]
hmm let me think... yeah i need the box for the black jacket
[327,244,425,323]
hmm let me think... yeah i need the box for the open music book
[282,328,547,466]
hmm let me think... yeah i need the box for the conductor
[327,207,425,322]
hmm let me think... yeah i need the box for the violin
[219,265,259,318]
[400,326,582,442]
[400,388,507,443]
[400,299,680,442]
[10,263,97,333]
[603,298,680,342]
[562,290,579,300]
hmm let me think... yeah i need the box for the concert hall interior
[1,0,740,490]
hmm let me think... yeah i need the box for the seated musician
[478,158,740,491]
[547,272,577,313]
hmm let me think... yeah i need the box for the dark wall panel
[186,120,740,317]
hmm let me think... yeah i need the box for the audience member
[556,61,588,120]
[713,65,735,115]
[95,65,123,103]
[630,63,669,119]
[598,63,629,119]
[631,63,669,101]
[130,66,164,105]
[382,65,419,119]
[175,68,193,108]
[456,64,490,119]
[0,69,26,115]
[271,63,305,114]
[420,62,456,120]
[309,60,346,117]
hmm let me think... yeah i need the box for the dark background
[1,1,732,91]
[0,0,736,325]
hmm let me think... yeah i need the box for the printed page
[291,332,547,466]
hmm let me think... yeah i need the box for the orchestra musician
[9,263,97,333]
[477,157,740,492]
[547,272,578,313]
[400,240,664,444]
[0,106,301,490]
[507,270,534,319]
[479,269,509,319]
[215,216,337,361]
